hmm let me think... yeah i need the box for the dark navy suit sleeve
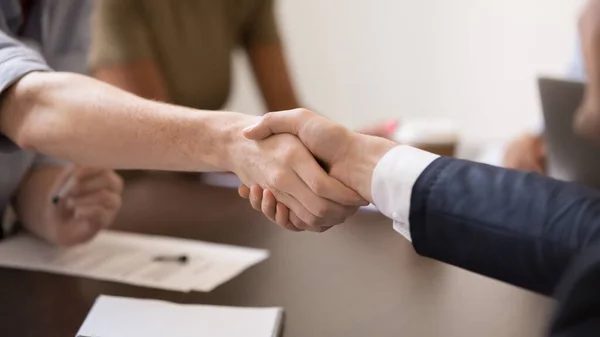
[549,243,600,337]
[409,157,600,295]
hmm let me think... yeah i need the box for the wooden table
[0,176,554,337]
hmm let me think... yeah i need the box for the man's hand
[503,133,546,174]
[243,109,397,201]
[17,166,123,246]
[239,109,397,231]
[227,127,367,231]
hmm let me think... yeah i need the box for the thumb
[243,110,304,140]
[243,118,274,140]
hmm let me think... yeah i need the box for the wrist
[215,113,260,172]
[346,134,397,203]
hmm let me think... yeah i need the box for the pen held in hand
[52,173,77,205]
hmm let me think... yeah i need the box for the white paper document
[77,295,283,337]
[0,230,268,292]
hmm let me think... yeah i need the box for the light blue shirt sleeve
[566,38,586,81]
[0,29,52,152]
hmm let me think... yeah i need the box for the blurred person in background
[90,0,300,119]
[0,0,122,245]
[89,0,397,180]
[503,0,600,173]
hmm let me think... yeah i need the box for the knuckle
[68,185,83,196]
[100,191,119,207]
[54,235,76,247]
[345,206,359,217]
[304,213,322,228]
[112,172,125,191]
[308,178,327,196]
[249,195,260,206]
[112,195,123,210]
[283,221,299,232]
[71,175,83,186]
[279,145,298,162]
[98,189,112,199]
[262,112,273,124]
[268,170,288,187]
[90,208,105,219]
[312,200,332,218]
[293,108,311,119]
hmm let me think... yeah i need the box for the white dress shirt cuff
[371,145,439,241]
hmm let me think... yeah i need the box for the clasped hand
[237,109,396,232]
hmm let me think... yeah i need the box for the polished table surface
[0,176,555,337]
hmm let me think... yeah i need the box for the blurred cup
[393,118,458,157]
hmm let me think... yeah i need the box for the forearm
[410,157,600,295]
[0,72,253,171]
[248,44,300,111]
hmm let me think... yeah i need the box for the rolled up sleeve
[0,29,52,152]
[33,153,67,167]
[88,0,153,69]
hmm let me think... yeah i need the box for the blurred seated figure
[90,0,299,114]
[89,0,396,180]
[503,0,600,173]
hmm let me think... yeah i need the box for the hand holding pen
[42,166,124,246]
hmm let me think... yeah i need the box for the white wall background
[227,0,586,150]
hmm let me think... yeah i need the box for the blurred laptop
[540,77,600,188]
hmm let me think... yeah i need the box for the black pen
[153,254,189,264]
[52,170,76,204]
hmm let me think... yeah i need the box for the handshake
[233,109,397,232]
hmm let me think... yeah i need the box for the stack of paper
[77,295,283,337]
[0,230,268,292]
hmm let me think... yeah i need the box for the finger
[74,205,112,229]
[55,219,100,246]
[238,185,251,199]
[243,109,307,140]
[249,185,263,211]
[261,189,298,231]
[67,189,122,212]
[261,188,277,222]
[273,181,353,230]
[288,211,312,231]
[269,180,327,229]
[265,166,351,228]
[75,166,107,174]
[254,188,301,232]
[72,167,107,180]
[292,157,367,207]
[274,201,295,229]
[287,211,337,233]
[67,170,124,197]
